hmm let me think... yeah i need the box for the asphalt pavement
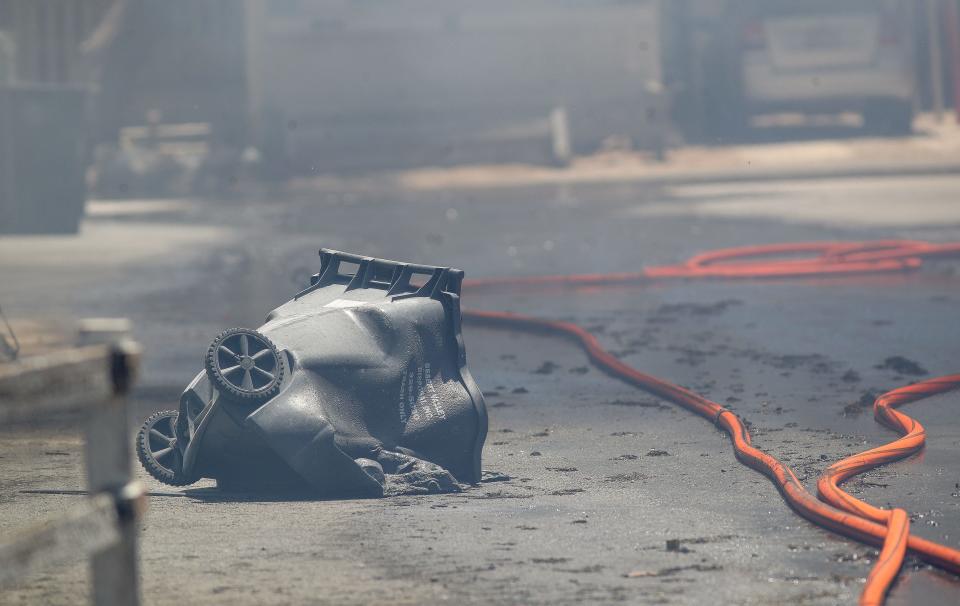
[1,173,959,605]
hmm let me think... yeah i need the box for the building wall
[96,0,247,143]
[0,0,113,83]
[249,0,664,171]
[1,1,665,172]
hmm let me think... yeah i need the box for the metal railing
[0,335,144,606]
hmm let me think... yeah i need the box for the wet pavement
[1,174,959,604]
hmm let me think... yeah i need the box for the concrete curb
[636,162,960,188]
[380,161,960,193]
[283,156,960,196]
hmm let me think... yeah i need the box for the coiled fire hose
[462,239,960,606]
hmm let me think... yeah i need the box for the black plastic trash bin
[136,250,489,497]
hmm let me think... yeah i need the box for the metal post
[244,0,265,145]
[944,0,960,122]
[84,342,141,606]
[928,0,946,121]
[549,106,572,166]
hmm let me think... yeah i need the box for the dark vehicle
[666,0,918,139]
[136,250,488,497]
[739,0,916,133]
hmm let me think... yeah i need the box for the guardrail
[0,338,144,606]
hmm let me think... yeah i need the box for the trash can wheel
[205,327,283,402]
[136,410,196,486]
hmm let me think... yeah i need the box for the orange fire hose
[462,239,960,605]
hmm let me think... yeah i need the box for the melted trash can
[137,250,488,497]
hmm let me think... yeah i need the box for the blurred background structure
[0,0,959,226]
[0,0,956,222]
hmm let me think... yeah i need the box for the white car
[740,0,916,133]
